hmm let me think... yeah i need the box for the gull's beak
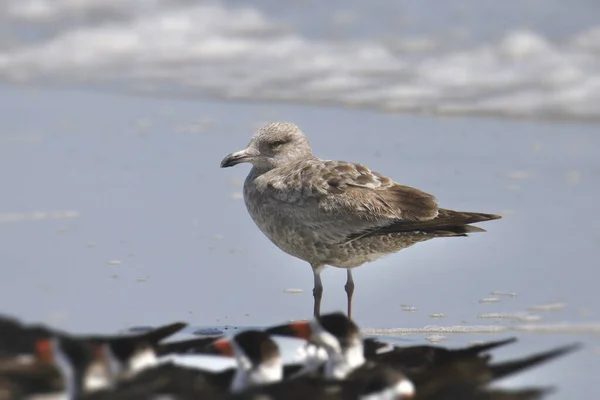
[220,149,253,168]
[265,321,313,341]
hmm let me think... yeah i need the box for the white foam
[7,0,162,22]
[499,30,553,60]
[363,323,600,335]
[2,3,600,121]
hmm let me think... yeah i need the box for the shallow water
[0,85,598,398]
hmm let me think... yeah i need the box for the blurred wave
[1,0,599,121]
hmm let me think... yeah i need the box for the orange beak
[289,321,312,340]
[35,338,54,364]
[265,320,313,340]
[210,338,234,357]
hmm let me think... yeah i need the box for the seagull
[221,122,501,317]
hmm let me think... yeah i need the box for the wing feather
[258,159,438,223]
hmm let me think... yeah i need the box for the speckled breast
[243,175,326,264]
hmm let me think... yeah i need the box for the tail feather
[358,209,501,238]
[413,209,502,233]
[439,209,502,225]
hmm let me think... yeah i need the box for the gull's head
[220,122,312,171]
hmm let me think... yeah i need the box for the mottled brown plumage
[220,122,501,317]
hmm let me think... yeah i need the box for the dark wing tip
[462,337,518,356]
[142,322,188,344]
[484,213,503,221]
[440,210,502,224]
[490,343,581,380]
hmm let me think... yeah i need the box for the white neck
[103,344,125,380]
[309,320,366,380]
[290,343,327,379]
[325,342,365,379]
[248,362,283,386]
[83,360,113,392]
[231,347,283,393]
[50,339,77,399]
[127,347,158,373]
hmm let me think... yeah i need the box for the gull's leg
[344,269,355,319]
[311,264,324,317]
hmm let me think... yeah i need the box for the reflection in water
[221,122,501,318]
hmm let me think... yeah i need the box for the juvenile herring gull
[220,122,501,317]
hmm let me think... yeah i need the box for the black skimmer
[206,330,285,393]
[228,364,416,400]
[7,336,113,399]
[78,362,229,400]
[0,313,579,399]
[207,330,415,400]
[0,315,187,398]
[265,312,578,397]
[156,336,222,356]
[81,330,283,399]
[363,337,517,375]
[0,315,186,378]
[407,341,579,390]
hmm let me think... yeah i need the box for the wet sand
[0,84,598,398]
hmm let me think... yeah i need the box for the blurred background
[1,0,599,118]
[0,1,599,397]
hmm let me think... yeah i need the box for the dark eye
[271,140,285,148]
